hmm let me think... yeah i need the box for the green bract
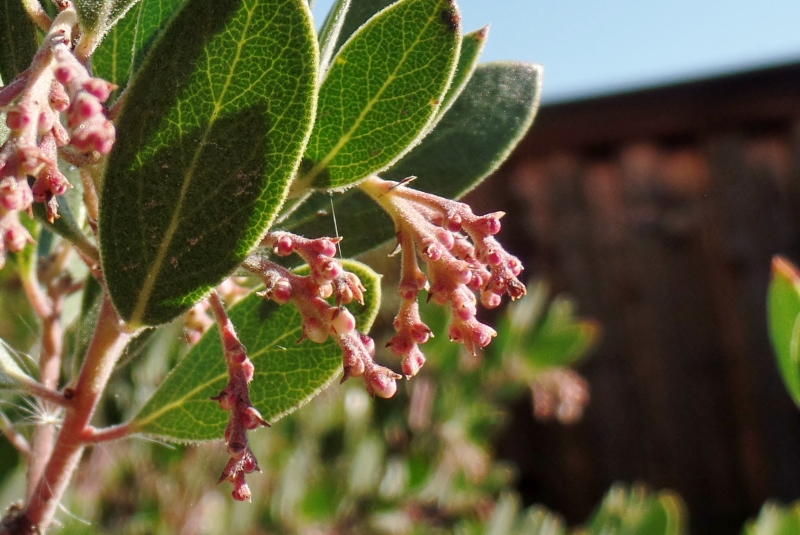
[131,260,381,441]
[99,0,317,326]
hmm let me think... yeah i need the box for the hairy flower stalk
[360,175,526,376]
[243,232,401,398]
[208,292,269,502]
[0,7,115,265]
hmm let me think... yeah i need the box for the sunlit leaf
[92,0,185,100]
[99,0,317,326]
[299,0,461,190]
[281,61,542,258]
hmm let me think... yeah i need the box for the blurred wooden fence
[471,62,800,533]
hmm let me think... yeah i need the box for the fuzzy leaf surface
[768,256,800,407]
[300,0,460,190]
[93,0,184,99]
[75,0,140,35]
[317,0,351,75]
[428,26,487,129]
[0,0,38,82]
[332,0,395,54]
[99,0,317,326]
[130,260,381,441]
[282,61,542,257]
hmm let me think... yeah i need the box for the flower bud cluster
[0,17,115,264]
[209,294,269,502]
[361,176,526,375]
[244,232,401,397]
[530,368,590,424]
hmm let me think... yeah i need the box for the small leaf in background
[768,256,800,407]
[281,61,542,259]
[743,501,800,535]
[92,0,185,100]
[586,484,687,535]
[130,260,381,441]
[99,0,317,326]
[0,0,38,82]
[522,295,600,370]
[300,0,461,190]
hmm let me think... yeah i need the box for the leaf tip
[773,255,800,283]
[440,4,461,33]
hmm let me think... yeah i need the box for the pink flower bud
[401,347,426,377]
[242,359,255,383]
[359,333,376,357]
[274,235,293,255]
[436,228,455,250]
[387,335,411,356]
[304,317,329,344]
[271,279,292,303]
[232,481,251,502]
[410,323,432,344]
[446,213,462,232]
[328,308,355,336]
[481,291,502,309]
[5,227,30,252]
[368,369,398,399]
[242,455,259,474]
[5,110,30,130]
[72,93,102,120]
[314,238,338,257]
[213,390,237,411]
[241,406,267,429]
[54,65,76,84]
[470,324,496,348]
[38,111,55,134]
[84,78,114,102]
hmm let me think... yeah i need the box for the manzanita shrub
[0,0,541,531]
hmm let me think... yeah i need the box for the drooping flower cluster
[243,232,401,398]
[207,293,269,502]
[361,176,526,376]
[0,9,115,265]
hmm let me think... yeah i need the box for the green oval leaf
[281,61,542,258]
[330,0,394,55]
[427,26,487,130]
[768,256,800,407]
[317,0,351,76]
[299,0,461,190]
[93,0,185,100]
[0,0,38,82]
[99,0,318,327]
[384,61,543,197]
[75,0,141,37]
[130,260,381,441]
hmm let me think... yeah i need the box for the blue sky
[313,1,800,102]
